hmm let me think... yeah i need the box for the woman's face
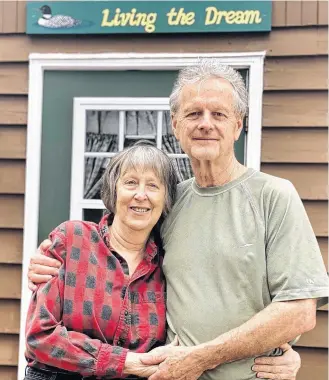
[115,166,166,233]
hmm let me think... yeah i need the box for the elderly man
[28,60,328,380]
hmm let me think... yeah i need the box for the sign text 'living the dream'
[101,7,264,33]
[26,1,272,35]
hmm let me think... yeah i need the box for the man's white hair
[169,58,248,118]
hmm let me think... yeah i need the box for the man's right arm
[28,239,61,291]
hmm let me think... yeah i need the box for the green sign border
[27,1,272,35]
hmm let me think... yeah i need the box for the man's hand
[252,344,301,379]
[141,345,206,380]
[28,239,61,291]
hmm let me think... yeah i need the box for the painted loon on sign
[38,5,82,28]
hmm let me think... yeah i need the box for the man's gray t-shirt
[161,168,328,380]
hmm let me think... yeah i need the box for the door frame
[19,51,265,379]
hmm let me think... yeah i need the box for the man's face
[172,78,243,162]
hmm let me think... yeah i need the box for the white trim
[19,52,265,380]
[29,52,266,71]
[18,60,44,380]
[84,152,117,158]
[118,111,125,151]
[156,111,164,149]
[126,134,156,140]
[80,200,106,209]
[83,152,188,159]
[76,97,170,106]
[245,58,264,170]
[70,99,86,221]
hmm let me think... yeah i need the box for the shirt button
[124,311,129,316]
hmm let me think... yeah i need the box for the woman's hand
[28,239,61,291]
[252,344,301,379]
[124,352,159,378]
[124,338,180,377]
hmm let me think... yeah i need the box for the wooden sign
[26,1,272,34]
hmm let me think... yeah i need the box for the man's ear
[171,114,179,140]
[234,119,243,141]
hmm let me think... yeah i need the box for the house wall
[0,1,327,379]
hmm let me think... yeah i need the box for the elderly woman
[25,142,178,380]
[27,142,302,380]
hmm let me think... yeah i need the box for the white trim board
[19,52,265,380]
[29,52,265,70]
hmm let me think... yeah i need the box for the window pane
[162,134,185,154]
[84,157,110,200]
[124,137,156,148]
[170,157,193,182]
[83,208,105,223]
[85,110,119,153]
[161,113,188,154]
[162,110,173,135]
[124,110,158,147]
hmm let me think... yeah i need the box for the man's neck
[191,156,247,188]
[109,217,150,258]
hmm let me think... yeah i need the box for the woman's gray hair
[169,58,248,118]
[101,141,177,217]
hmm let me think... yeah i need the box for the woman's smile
[130,206,151,214]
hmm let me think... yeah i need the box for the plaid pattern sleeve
[25,224,129,378]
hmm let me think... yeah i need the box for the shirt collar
[99,213,159,263]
